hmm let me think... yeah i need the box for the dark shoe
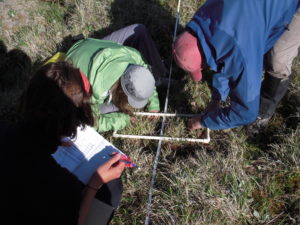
[246,116,270,136]
[259,73,293,118]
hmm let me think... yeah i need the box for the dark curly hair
[19,61,94,146]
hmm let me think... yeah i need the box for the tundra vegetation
[0,0,299,224]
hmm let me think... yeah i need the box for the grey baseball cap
[121,65,155,109]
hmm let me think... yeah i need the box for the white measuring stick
[113,129,210,143]
[134,112,201,117]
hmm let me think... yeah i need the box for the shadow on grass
[277,83,300,129]
[161,131,232,161]
[245,82,300,160]
[0,41,31,92]
[0,41,32,122]
[92,0,183,60]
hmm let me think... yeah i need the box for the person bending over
[47,24,167,132]
[173,0,299,133]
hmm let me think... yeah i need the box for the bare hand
[88,154,126,189]
[188,116,203,131]
[147,110,159,119]
[130,116,136,123]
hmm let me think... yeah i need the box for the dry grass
[1,0,299,224]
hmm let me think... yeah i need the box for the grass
[1,0,299,224]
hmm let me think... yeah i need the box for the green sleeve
[95,112,130,132]
[91,96,131,132]
[147,88,160,111]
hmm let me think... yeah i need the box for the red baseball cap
[173,31,203,81]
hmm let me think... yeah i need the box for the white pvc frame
[113,112,210,143]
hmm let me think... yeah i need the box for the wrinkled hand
[188,116,203,131]
[187,100,219,131]
[147,110,159,119]
[88,154,126,189]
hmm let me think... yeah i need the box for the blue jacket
[187,0,300,130]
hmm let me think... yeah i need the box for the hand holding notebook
[52,125,137,184]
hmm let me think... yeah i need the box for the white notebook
[52,125,125,184]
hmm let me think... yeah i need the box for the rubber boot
[247,73,293,135]
[259,73,294,119]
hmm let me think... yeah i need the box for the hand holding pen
[110,152,140,169]
[120,154,139,168]
[88,153,126,191]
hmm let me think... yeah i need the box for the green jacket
[65,38,160,132]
